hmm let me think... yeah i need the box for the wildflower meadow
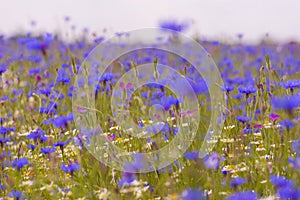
[1,21,300,200]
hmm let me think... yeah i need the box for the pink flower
[110,134,116,140]
[120,82,125,89]
[269,113,280,121]
[36,75,41,82]
[77,106,88,113]
[125,83,133,90]
[153,113,162,120]
[253,124,263,129]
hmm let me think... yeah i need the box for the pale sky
[0,0,300,43]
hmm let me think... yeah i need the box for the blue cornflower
[0,183,6,190]
[118,169,137,187]
[67,113,74,121]
[282,79,300,90]
[219,58,234,69]
[118,159,145,187]
[230,177,246,188]
[0,126,8,135]
[61,162,80,174]
[279,119,295,130]
[52,115,71,128]
[100,72,115,82]
[9,190,25,199]
[0,117,4,123]
[289,157,300,170]
[270,175,294,188]
[118,163,137,187]
[64,16,70,21]
[27,55,42,63]
[61,63,69,68]
[0,137,10,144]
[277,187,300,200]
[226,191,257,200]
[234,93,244,100]
[180,188,204,200]
[26,33,53,53]
[27,144,36,150]
[243,127,253,134]
[54,140,70,149]
[222,84,235,93]
[40,87,51,96]
[52,116,68,128]
[184,151,199,160]
[26,128,45,141]
[186,78,208,95]
[236,116,250,123]
[146,82,164,89]
[12,89,23,96]
[56,68,71,84]
[0,96,8,101]
[238,85,257,95]
[0,151,11,158]
[18,37,35,45]
[40,147,56,154]
[226,77,245,85]
[160,122,171,133]
[161,96,179,111]
[39,135,48,142]
[39,101,57,114]
[159,19,189,32]
[204,152,220,170]
[94,36,105,43]
[28,67,40,76]
[11,158,29,170]
[0,63,7,74]
[131,153,147,172]
[150,91,164,100]
[272,95,300,112]
[292,137,300,154]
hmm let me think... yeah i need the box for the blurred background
[0,0,299,43]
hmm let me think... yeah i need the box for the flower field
[1,29,300,200]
